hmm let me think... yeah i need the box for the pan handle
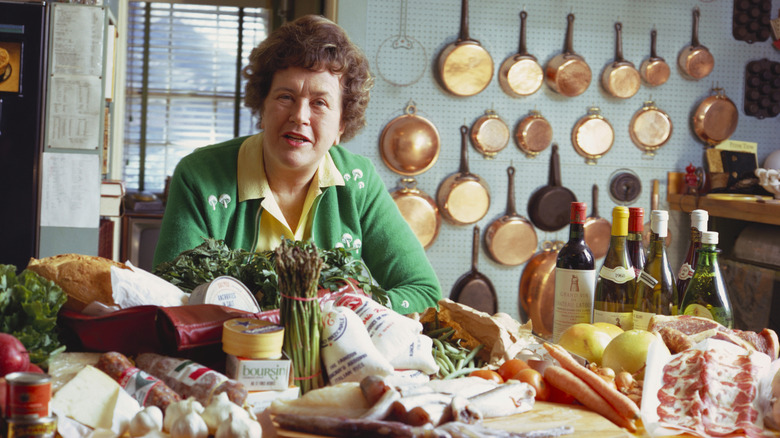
[458,125,472,175]
[563,13,576,55]
[471,225,480,271]
[691,7,701,47]
[548,144,562,187]
[614,22,625,62]
[506,165,518,216]
[518,11,529,55]
[650,28,659,59]
[591,184,600,217]
[458,0,473,42]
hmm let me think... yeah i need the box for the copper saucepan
[437,125,491,225]
[601,22,640,99]
[518,240,564,338]
[629,100,673,157]
[484,165,538,266]
[584,184,611,259]
[640,29,670,86]
[571,107,614,165]
[515,110,553,158]
[692,87,738,146]
[451,225,497,315]
[678,7,714,80]
[379,102,440,176]
[391,178,441,249]
[470,109,510,159]
[545,13,591,97]
[437,0,493,97]
[499,10,543,97]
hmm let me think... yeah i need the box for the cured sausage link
[96,351,181,411]
[135,352,248,406]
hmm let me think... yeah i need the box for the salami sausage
[96,351,181,411]
[135,353,248,406]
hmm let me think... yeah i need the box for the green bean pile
[427,327,486,379]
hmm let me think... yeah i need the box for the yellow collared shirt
[236,133,344,252]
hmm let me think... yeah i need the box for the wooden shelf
[667,172,780,226]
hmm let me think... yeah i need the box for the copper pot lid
[470,109,510,159]
[571,107,614,165]
[629,100,673,157]
[515,110,553,158]
[379,102,440,176]
[391,178,441,249]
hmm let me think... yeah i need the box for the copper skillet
[571,107,614,165]
[450,225,497,315]
[629,100,673,157]
[437,126,491,225]
[640,29,670,86]
[484,165,538,266]
[518,240,564,338]
[437,0,493,97]
[692,87,738,146]
[499,10,543,97]
[515,110,553,158]
[379,102,440,176]
[545,13,591,97]
[601,22,640,99]
[583,184,611,259]
[470,109,510,159]
[527,144,577,233]
[390,178,441,249]
[678,7,714,81]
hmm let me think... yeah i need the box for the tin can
[5,415,57,438]
[5,372,52,419]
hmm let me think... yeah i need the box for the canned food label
[6,373,52,419]
[6,416,57,438]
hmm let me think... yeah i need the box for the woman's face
[260,66,344,178]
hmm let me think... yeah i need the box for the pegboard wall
[336,0,780,322]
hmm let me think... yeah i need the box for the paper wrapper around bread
[640,337,773,437]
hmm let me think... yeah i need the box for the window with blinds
[123,2,270,193]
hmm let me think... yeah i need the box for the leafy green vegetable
[0,265,67,366]
[154,238,389,310]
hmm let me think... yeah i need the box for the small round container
[222,318,284,359]
[5,415,57,438]
[190,276,260,312]
[5,372,52,419]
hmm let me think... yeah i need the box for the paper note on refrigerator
[40,152,100,228]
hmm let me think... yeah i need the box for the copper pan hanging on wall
[601,22,640,99]
[484,165,538,266]
[379,101,440,176]
[692,87,738,146]
[436,0,493,97]
[515,110,553,158]
[437,126,491,225]
[391,178,441,249]
[678,7,714,80]
[629,100,673,157]
[640,29,670,86]
[545,13,591,97]
[571,107,614,165]
[498,10,543,97]
[470,109,510,159]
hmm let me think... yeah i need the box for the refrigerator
[0,1,48,272]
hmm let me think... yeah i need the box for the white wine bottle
[676,209,708,299]
[633,210,678,331]
[679,231,734,328]
[593,206,636,330]
[553,202,596,342]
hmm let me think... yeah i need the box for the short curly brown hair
[242,15,374,143]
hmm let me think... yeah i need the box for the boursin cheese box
[225,352,293,391]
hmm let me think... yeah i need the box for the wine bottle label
[638,270,659,288]
[593,310,633,330]
[598,265,636,284]
[552,268,596,342]
[678,263,694,281]
[632,310,656,331]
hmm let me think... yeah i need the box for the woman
[153,15,441,314]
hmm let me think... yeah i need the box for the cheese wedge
[51,365,140,433]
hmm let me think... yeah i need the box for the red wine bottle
[627,207,646,278]
[553,202,596,342]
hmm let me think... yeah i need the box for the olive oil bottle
[679,231,733,328]
[633,210,678,331]
[676,209,708,301]
[593,206,636,330]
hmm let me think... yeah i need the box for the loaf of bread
[26,254,130,312]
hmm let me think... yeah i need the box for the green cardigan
[153,136,441,314]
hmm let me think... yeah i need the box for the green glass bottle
[593,206,636,330]
[680,231,734,328]
[676,209,709,299]
[633,210,678,331]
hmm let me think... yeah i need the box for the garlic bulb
[214,412,262,438]
[170,408,208,438]
[201,392,249,434]
[164,397,204,433]
[129,406,164,437]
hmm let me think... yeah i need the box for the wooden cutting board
[274,401,632,438]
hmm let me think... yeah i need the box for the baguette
[27,254,129,312]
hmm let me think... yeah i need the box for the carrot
[543,342,641,421]
[545,365,637,432]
